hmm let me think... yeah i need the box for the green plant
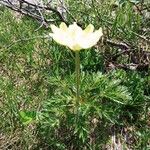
[37,72,132,149]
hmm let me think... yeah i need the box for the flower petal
[50,33,64,45]
[84,24,94,34]
[92,28,103,43]
[68,44,82,51]
[50,24,60,33]
[59,22,68,31]
[68,22,82,37]
[78,28,103,49]
[87,28,103,47]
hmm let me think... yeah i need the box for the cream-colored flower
[50,22,103,51]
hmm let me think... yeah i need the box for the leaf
[19,110,36,125]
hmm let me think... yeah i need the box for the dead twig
[0,0,68,26]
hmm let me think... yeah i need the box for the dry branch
[0,0,68,26]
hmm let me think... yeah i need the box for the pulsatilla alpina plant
[49,22,103,121]
[37,23,132,149]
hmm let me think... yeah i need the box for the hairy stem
[75,51,80,122]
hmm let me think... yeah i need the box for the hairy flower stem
[75,51,80,122]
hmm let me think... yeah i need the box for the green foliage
[0,0,149,149]
[37,72,131,148]
[19,110,36,125]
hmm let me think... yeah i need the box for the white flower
[50,22,103,51]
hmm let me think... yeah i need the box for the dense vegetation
[0,0,149,149]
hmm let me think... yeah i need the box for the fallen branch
[108,62,149,72]
[105,39,131,50]
[0,0,68,26]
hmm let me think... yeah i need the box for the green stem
[75,51,80,121]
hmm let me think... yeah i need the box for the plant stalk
[75,51,80,121]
